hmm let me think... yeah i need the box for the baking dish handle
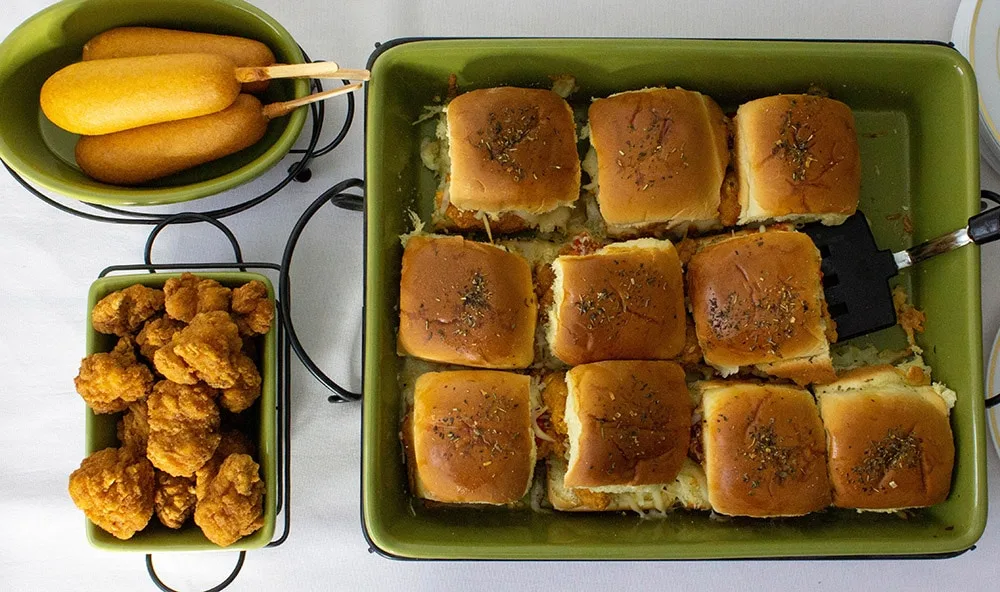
[279,177,364,402]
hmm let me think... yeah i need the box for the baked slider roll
[734,94,861,226]
[430,87,581,234]
[398,235,537,369]
[815,365,956,511]
[687,229,837,385]
[403,370,536,505]
[548,238,686,365]
[699,381,831,517]
[585,88,731,236]
[563,361,692,490]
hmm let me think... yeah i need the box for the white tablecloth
[2,0,999,589]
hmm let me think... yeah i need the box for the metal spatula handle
[893,206,1000,269]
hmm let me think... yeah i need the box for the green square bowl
[83,272,277,552]
[0,0,309,205]
[362,38,987,560]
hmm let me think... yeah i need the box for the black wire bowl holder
[1,48,354,226]
[0,46,365,590]
[90,213,289,592]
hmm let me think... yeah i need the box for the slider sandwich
[734,94,861,226]
[397,234,537,369]
[686,229,837,385]
[584,88,733,236]
[423,87,581,234]
[548,238,686,366]
[403,370,536,505]
[698,381,831,517]
[543,361,710,512]
[815,364,956,511]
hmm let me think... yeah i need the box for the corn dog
[82,27,276,93]
[41,53,241,135]
[75,94,268,185]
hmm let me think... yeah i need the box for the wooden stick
[234,62,371,83]
[260,83,364,119]
[323,68,371,81]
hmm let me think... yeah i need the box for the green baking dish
[362,38,986,560]
[83,272,277,551]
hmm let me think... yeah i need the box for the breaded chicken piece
[164,273,231,323]
[92,285,165,337]
[117,400,149,455]
[220,354,262,413]
[137,316,185,362]
[153,347,199,385]
[68,447,154,540]
[194,453,265,547]
[75,338,154,414]
[155,312,244,389]
[154,471,197,529]
[196,430,255,500]
[231,280,274,336]
[147,381,221,477]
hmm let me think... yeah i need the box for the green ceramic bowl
[363,38,986,560]
[83,272,277,551]
[0,0,308,205]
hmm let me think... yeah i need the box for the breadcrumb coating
[68,447,154,540]
[92,285,165,337]
[146,381,221,477]
[194,454,265,547]
[75,338,154,414]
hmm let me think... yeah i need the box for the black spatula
[801,204,1000,342]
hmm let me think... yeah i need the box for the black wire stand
[279,177,364,403]
[93,214,291,592]
[0,45,367,590]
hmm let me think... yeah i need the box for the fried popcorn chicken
[154,471,197,529]
[220,354,262,413]
[231,280,274,336]
[147,381,221,477]
[164,273,231,323]
[194,453,265,546]
[153,346,199,385]
[92,284,165,337]
[68,447,154,540]
[117,400,149,455]
[155,311,244,389]
[75,338,154,414]
[137,316,185,362]
[195,430,256,500]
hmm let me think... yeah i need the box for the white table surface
[2,0,1000,590]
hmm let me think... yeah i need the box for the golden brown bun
[699,381,831,517]
[549,238,686,365]
[446,87,580,215]
[687,229,835,384]
[547,457,710,512]
[564,360,692,489]
[397,235,537,369]
[588,88,730,234]
[735,94,860,225]
[815,365,955,510]
[407,370,536,505]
